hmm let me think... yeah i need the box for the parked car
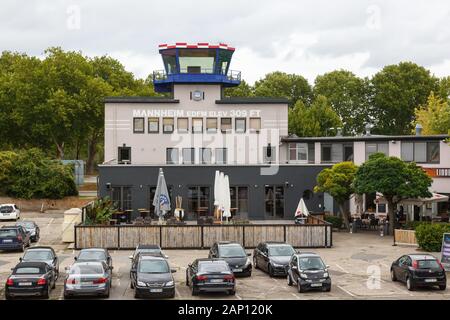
[0,226,31,252]
[186,258,236,296]
[129,244,168,263]
[130,254,176,298]
[16,221,40,242]
[75,248,112,269]
[208,241,252,276]
[390,254,447,291]
[64,261,112,298]
[20,246,59,279]
[287,252,331,292]
[0,204,21,221]
[253,242,296,276]
[4,261,56,299]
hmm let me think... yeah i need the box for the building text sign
[133,109,261,118]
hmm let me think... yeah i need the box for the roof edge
[105,97,179,104]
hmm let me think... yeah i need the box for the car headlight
[271,262,283,267]
[323,272,329,278]
[245,258,251,266]
[299,273,308,279]
[165,281,174,287]
[137,281,146,287]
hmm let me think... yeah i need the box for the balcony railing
[152,69,241,82]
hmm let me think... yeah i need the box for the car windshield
[198,262,230,273]
[417,260,440,269]
[24,250,53,261]
[78,251,106,260]
[268,245,295,257]
[0,206,13,213]
[17,222,34,229]
[15,267,43,274]
[138,260,169,273]
[0,229,17,238]
[138,249,161,255]
[218,245,246,258]
[298,257,325,270]
[70,264,104,275]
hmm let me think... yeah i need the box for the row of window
[133,117,261,134]
[166,148,228,164]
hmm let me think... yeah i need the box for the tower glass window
[200,148,212,164]
[161,49,177,74]
[206,118,217,133]
[249,118,261,132]
[192,118,203,133]
[148,118,159,133]
[133,118,145,133]
[235,118,246,133]
[177,118,188,133]
[183,148,195,164]
[178,49,216,74]
[215,148,227,164]
[166,148,179,164]
[221,118,232,132]
[163,118,174,133]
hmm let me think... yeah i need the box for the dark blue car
[0,226,31,252]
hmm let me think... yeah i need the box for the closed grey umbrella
[153,168,171,222]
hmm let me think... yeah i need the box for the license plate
[233,269,242,272]
[310,283,322,287]
[2,239,12,243]
[150,288,163,293]
[18,282,32,286]
[425,278,437,283]
[210,279,223,283]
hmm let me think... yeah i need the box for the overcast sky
[1,0,450,84]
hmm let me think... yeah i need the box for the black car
[287,253,331,292]
[391,254,447,291]
[20,246,59,279]
[129,244,168,263]
[0,226,31,252]
[186,258,236,296]
[16,221,40,242]
[130,254,176,298]
[253,242,296,276]
[208,242,252,276]
[5,261,56,299]
[75,248,113,269]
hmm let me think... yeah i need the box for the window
[230,186,249,216]
[265,186,284,218]
[365,142,388,160]
[133,117,145,133]
[221,118,232,133]
[148,118,159,133]
[263,145,276,163]
[235,118,246,133]
[321,144,332,162]
[118,146,131,164]
[249,118,261,132]
[192,118,203,133]
[321,143,353,163]
[163,118,174,133]
[177,118,188,133]
[344,144,354,161]
[401,141,440,163]
[308,143,315,163]
[166,148,179,164]
[289,143,308,162]
[206,118,217,133]
[182,148,195,164]
[199,148,212,164]
[215,148,227,164]
[187,186,211,216]
[111,186,132,211]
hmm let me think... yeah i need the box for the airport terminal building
[98,43,450,221]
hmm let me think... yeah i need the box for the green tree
[354,153,432,234]
[0,151,18,194]
[438,76,450,101]
[314,162,358,228]
[254,71,312,106]
[370,62,438,135]
[288,95,342,137]
[314,70,370,135]
[414,92,450,135]
[223,80,254,97]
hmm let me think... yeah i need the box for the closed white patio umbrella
[213,170,220,220]
[222,175,231,221]
[295,198,310,217]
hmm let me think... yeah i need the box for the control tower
[152,42,241,93]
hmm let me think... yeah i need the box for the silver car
[64,261,112,299]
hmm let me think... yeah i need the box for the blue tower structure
[152,42,241,93]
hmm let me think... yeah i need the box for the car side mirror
[188,263,192,267]
[326,265,330,269]
[74,257,78,261]
[165,255,169,259]
[19,257,23,262]
[130,268,137,273]
[171,269,177,273]
[247,253,251,256]
[128,255,133,260]
[291,265,297,270]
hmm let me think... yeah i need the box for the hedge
[324,215,343,229]
[415,223,450,252]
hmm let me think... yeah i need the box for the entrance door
[264,186,284,219]
[187,186,211,219]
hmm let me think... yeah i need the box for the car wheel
[5,293,12,300]
[63,293,70,300]
[253,257,258,269]
[103,288,110,299]
[20,244,25,252]
[134,291,140,299]
[192,286,199,296]
[52,278,56,289]
[390,269,397,282]
[130,280,134,289]
[185,271,190,286]
[229,289,236,295]
[406,277,415,291]
[287,273,293,286]
[43,286,50,299]
[268,265,274,277]
[297,281,305,293]
[439,284,446,290]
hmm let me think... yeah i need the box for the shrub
[0,151,18,195]
[415,223,450,252]
[403,221,430,230]
[324,215,343,229]
[2,149,78,199]
[84,197,116,225]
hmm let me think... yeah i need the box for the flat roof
[282,134,449,143]
[105,97,179,104]
[216,97,289,104]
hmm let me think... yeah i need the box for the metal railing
[153,69,241,82]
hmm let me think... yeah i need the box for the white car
[0,204,21,221]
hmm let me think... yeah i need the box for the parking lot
[1,212,449,300]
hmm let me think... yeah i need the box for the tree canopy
[414,92,450,135]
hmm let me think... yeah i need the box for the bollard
[380,223,384,237]
[349,222,353,234]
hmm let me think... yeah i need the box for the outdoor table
[124,210,133,224]
[196,207,209,219]
[138,209,150,219]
